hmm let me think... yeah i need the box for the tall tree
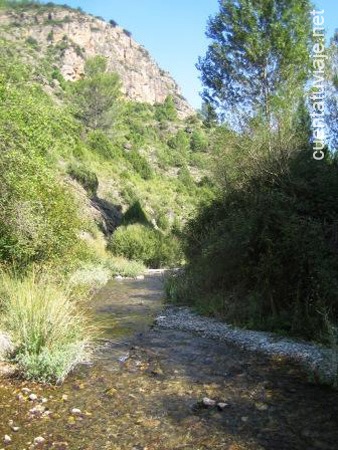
[197,0,313,125]
[73,56,121,131]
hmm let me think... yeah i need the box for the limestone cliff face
[0,7,194,118]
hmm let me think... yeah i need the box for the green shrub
[125,150,153,180]
[0,271,92,383]
[178,166,194,189]
[156,210,170,231]
[25,36,39,49]
[120,184,138,204]
[108,224,156,266]
[67,163,98,197]
[108,224,182,268]
[167,149,338,342]
[0,151,81,266]
[156,146,187,168]
[168,129,190,151]
[190,129,208,152]
[155,95,178,122]
[87,130,119,159]
[51,68,66,89]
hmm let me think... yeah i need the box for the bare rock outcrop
[0,7,194,118]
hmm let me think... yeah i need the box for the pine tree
[72,56,121,131]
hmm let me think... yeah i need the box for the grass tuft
[0,271,93,384]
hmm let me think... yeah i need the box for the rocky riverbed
[154,306,337,386]
[0,274,337,449]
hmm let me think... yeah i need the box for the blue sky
[50,0,337,110]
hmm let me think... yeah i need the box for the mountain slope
[0,2,193,118]
[0,1,215,273]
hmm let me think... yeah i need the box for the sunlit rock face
[0,7,194,118]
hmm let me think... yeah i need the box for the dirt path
[0,274,337,449]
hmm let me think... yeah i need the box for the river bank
[155,305,338,386]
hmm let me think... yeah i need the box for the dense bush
[125,149,153,180]
[168,129,190,151]
[190,129,208,152]
[67,163,98,198]
[155,95,178,122]
[0,152,81,266]
[108,224,182,268]
[86,129,119,159]
[167,149,338,343]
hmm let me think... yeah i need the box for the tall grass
[0,271,93,383]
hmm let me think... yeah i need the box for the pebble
[40,398,48,404]
[70,408,82,415]
[8,423,19,432]
[29,405,46,416]
[118,354,129,363]
[3,435,11,444]
[22,388,31,395]
[28,394,38,401]
[62,394,68,401]
[217,402,229,410]
[202,397,216,407]
[34,436,45,445]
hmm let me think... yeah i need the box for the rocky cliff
[0,5,194,118]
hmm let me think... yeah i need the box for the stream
[0,273,338,450]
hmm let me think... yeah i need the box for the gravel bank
[154,306,337,385]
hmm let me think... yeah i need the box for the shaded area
[0,275,337,449]
[91,196,122,235]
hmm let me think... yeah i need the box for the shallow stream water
[0,274,338,450]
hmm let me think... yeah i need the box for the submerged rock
[217,402,229,410]
[202,397,216,407]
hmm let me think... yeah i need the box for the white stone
[202,397,216,407]
[22,387,31,395]
[34,436,46,445]
[3,435,11,444]
[217,402,229,410]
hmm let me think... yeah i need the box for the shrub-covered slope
[0,3,215,271]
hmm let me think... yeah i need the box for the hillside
[0,1,216,273]
[0,2,193,118]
